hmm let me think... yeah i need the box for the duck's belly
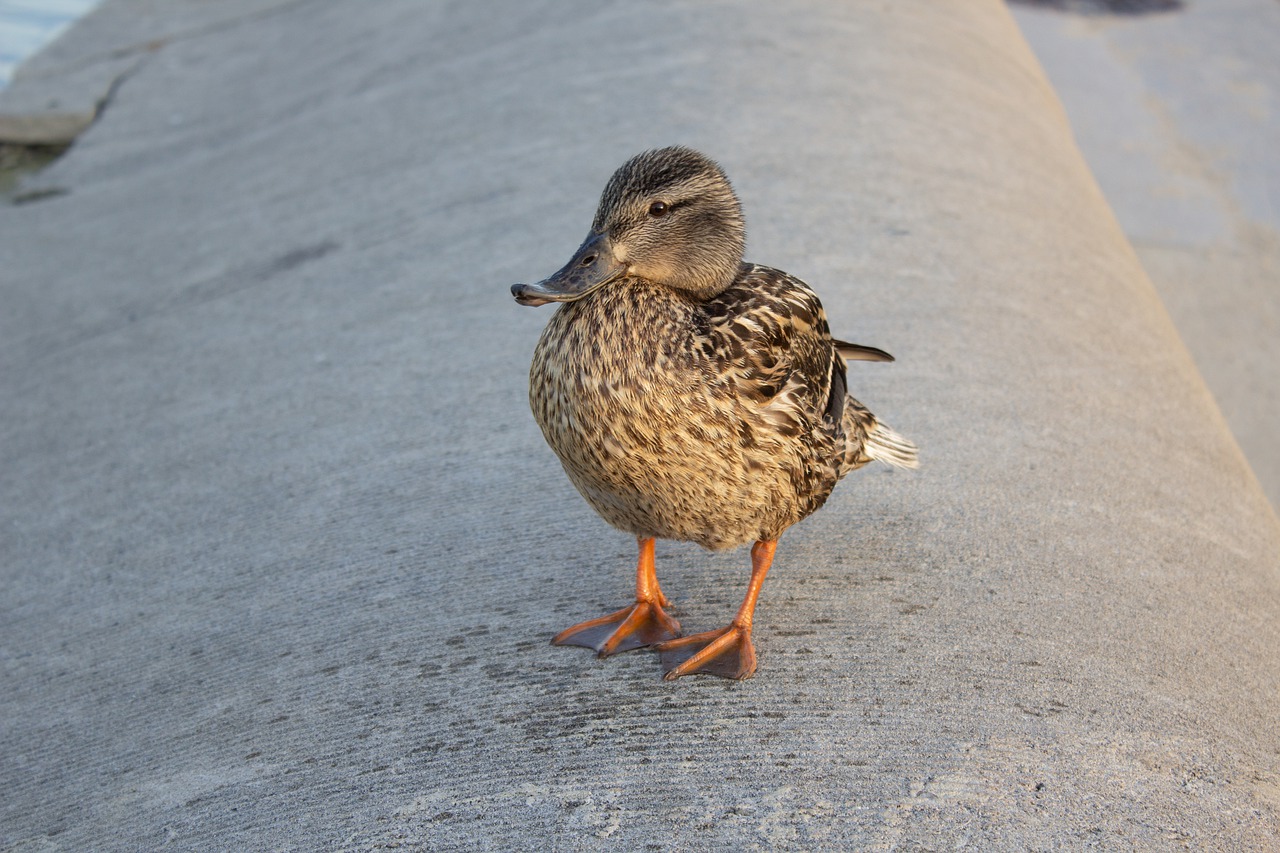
[529,307,833,550]
[541,392,802,550]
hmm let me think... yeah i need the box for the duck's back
[529,264,891,550]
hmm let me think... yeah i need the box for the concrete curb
[2,1,1277,849]
[1012,0,1280,511]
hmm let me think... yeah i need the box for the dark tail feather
[834,340,895,363]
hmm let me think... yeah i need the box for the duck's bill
[511,231,626,307]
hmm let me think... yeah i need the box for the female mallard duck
[512,146,916,680]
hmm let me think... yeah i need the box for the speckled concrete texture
[2,1,1278,850]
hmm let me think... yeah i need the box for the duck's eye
[648,201,669,218]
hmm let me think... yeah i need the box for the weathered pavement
[2,1,1278,849]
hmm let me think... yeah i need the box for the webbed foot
[552,599,681,656]
[654,625,756,680]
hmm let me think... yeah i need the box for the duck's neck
[666,257,745,302]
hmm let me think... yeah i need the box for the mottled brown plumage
[513,146,916,679]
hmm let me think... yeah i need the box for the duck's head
[513,146,746,306]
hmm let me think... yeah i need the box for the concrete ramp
[2,1,1277,848]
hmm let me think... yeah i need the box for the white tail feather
[865,422,919,469]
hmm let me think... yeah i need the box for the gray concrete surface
[0,0,100,89]
[0,0,306,145]
[1012,0,1280,509]
[2,0,1278,849]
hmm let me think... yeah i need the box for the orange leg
[654,539,776,680]
[552,537,681,656]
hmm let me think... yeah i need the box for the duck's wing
[700,264,848,436]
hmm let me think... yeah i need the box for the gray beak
[511,231,626,307]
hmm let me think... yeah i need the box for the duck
[512,146,917,680]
